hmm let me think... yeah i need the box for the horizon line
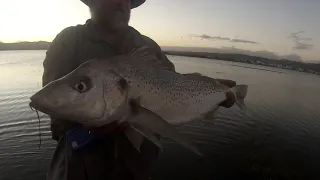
[1,41,319,62]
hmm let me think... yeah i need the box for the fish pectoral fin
[203,105,220,120]
[124,126,145,153]
[129,103,203,156]
[129,123,163,151]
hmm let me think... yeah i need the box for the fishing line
[29,104,42,149]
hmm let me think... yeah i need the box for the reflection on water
[1,51,320,180]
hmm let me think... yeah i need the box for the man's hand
[84,121,131,134]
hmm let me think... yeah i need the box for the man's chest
[66,25,152,72]
[75,40,117,65]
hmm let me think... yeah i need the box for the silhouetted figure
[42,0,175,180]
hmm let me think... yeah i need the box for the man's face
[89,0,131,30]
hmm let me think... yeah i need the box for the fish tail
[231,85,248,110]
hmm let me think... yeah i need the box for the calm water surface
[0,50,320,180]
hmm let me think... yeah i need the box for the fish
[29,50,248,156]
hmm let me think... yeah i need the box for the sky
[0,0,319,62]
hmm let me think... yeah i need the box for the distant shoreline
[163,51,320,76]
[0,41,50,51]
[1,41,319,75]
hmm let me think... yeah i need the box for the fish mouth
[29,100,57,116]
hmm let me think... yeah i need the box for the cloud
[190,34,231,41]
[288,31,314,50]
[230,39,259,44]
[189,34,259,44]
[293,41,313,50]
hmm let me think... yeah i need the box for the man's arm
[42,26,78,141]
[43,27,78,86]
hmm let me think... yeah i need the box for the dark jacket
[43,19,175,141]
[43,19,175,180]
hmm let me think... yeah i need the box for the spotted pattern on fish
[87,56,230,125]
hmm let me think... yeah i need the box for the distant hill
[163,50,320,75]
[0,41,51,51]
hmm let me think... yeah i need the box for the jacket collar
[82,19,143,54]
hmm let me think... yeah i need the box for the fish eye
[74,81,87,93]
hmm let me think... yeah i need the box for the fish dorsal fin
[215,79,236,88]
[183,73,217,83]
[128,101,203,156]
[183,73,237,88]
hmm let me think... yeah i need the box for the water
[1,50,320,180]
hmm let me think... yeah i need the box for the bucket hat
[80,0,146,9]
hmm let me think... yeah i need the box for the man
[43,0,175,179]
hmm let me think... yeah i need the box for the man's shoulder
[141,35,162,50]
[52,24,85,44]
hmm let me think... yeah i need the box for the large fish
[29,50,248,156]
